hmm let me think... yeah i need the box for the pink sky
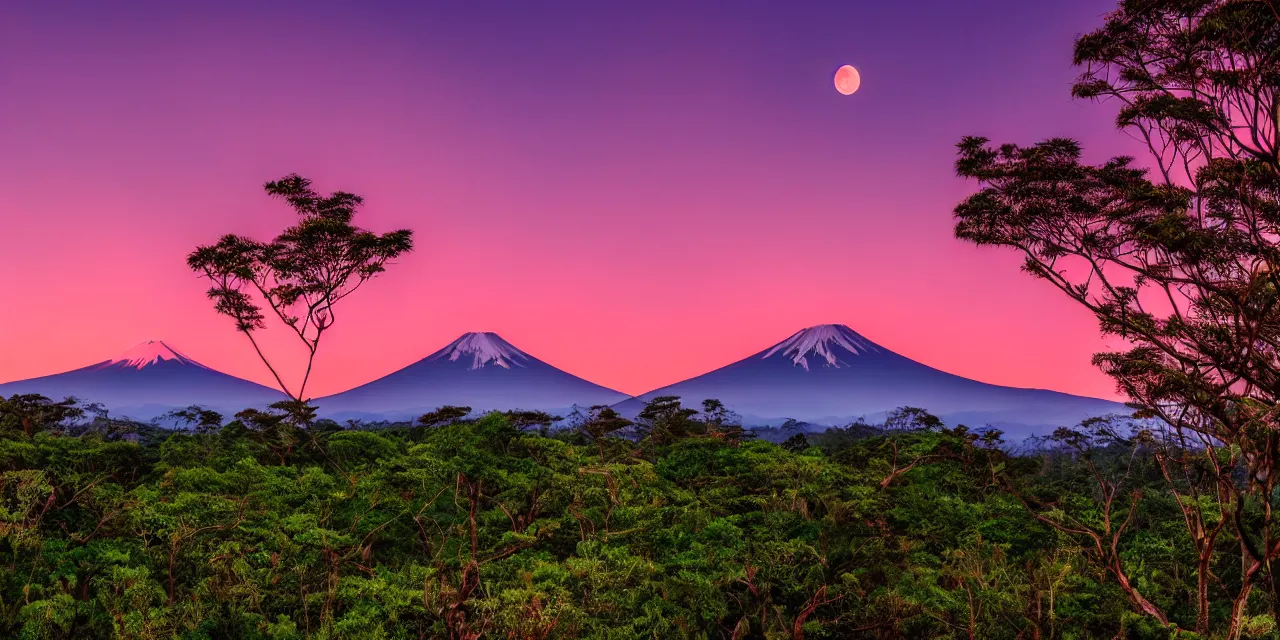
[0,0,1135,400]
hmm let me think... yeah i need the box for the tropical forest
[3,0,1280,637]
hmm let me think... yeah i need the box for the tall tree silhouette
[953,0,1279,633]
[188,175,413,407]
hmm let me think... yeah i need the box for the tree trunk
[1111,567,1168,625]
[1195,555,1211,634]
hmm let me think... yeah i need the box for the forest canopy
[1,395,1267,639]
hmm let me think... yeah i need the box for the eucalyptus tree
[571,404,632,462]
[187,174,413,409]
[0,394,83,439]
[953,0,1280,633]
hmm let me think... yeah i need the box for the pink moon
[834,65,861,95]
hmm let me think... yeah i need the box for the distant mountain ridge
[313,332,629,420]
[0,340,287,419]
[2,328,1126,434]
[614,324,1126,435]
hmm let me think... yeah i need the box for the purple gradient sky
[0,0,1139,399]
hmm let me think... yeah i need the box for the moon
[834,65,861,95]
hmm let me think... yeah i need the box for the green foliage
[952,0,1280,635]
[1,393,1262,638]
[0,395,84,439]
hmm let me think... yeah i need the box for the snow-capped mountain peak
[314,331,627,418]
[763,324,878,371]
[0,340,286,419]
[102,340,205,370]
[433,332,529,370]
[616,322,1125,433]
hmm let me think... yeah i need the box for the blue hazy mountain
[314,332,630,420]
[613,324,1126,434]
[0,340,288,419]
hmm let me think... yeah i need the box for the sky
[0,0,1140,399]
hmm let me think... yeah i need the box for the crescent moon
[834,65,861,95]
